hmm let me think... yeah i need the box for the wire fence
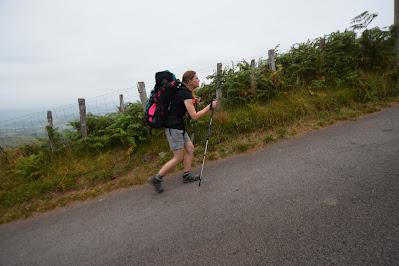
[0,49,289,148]
[0,87,142,147]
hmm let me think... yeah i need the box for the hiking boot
[148,174,164,193]
[182,172,200,183]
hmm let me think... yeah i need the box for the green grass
[1,83,398,224]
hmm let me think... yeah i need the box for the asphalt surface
[1,105,398,265]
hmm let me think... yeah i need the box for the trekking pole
[191,121,197,143]
[199,101,214,187]
[191,101,197,143]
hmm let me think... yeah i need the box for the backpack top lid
[155,70,176,89]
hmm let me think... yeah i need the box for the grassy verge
[1,85,398,225]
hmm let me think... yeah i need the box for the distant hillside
[0,109,43,122]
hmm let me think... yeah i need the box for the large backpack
[145,70,182,129]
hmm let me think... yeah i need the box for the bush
[68,102,149,151]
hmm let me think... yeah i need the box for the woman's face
[190,74,200,88]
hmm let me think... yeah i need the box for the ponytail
[182,70,196,98]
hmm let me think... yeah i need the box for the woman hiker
[147,70,217,193]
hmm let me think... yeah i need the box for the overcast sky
[0,0,393,115]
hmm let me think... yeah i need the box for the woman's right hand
[210,100,217,110]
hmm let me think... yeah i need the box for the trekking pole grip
[209,99,215,111]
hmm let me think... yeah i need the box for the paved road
[1,105,398,265]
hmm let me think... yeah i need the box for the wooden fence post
[268,49,276,71]
[216,63,222,109]
[250,59,256,94]
[137,82,148,112]
[320,38,326,50]
[119,94,125,115]
[46,111,55,151]
[78,98,88,139]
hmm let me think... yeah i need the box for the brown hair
[182,70,196,98]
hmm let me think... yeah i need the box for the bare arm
[184,99,217,121]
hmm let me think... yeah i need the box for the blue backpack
[145,70,182,129]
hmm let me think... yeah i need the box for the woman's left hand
[195,96,201,104]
